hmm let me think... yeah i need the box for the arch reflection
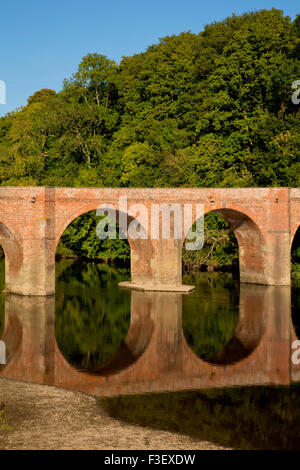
[0,283,293,396]
[206,284,265,365]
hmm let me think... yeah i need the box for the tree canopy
[0,9,299,267]
[0,9,298,188]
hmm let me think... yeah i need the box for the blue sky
[0,0,298,116]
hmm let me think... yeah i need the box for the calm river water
[1,258,300,449]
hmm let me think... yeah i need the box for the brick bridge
[0,187,299,296]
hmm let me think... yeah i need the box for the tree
[0,9,299,267]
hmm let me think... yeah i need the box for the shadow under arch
[291,225,300,268]
[182,207,265,284]
[291,226,300,339]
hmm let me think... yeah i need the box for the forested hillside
[0,9,299,268]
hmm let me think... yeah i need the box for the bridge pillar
[260,190,291,285]
[236,228,291,286]
[215,189,291,286]
[119,238,194,292]
[0,294,55,383]
[262,232,291,285]
[4,238,56,296]
[2,187,56,296]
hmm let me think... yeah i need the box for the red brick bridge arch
[54,202,152,290]
[0,220,23,289]
[183,207,266,284]
[0,186,298,296]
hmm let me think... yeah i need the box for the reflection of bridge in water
[0,284,298,397]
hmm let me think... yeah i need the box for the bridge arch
[182,207,266,284]
[0,221,22,272]
[182,283,265,366]
[54,208,154,375]
[55,203,147,249]
[291,225,300,288]
[55,203,153,287]
[291,226,300,253]
[0,221,23,293]
[54,290,154,377]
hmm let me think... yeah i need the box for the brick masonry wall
[0,187,298,295]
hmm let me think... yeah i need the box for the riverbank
[0,378,227,450]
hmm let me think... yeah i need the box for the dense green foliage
[0,9,298,188]
[182,213,239,270]
[0,9,299,266]
[57,212,130,263]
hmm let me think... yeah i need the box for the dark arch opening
[292,226,300,281]
[56,209,131,266]
[182,211,239,274]
[291,226,300,339]
[54,209,151,375]
[0,242,4,339]
[182,208,265,282]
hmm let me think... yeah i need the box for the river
[0,258,300,449]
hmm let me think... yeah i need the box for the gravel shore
[0,378,227,450]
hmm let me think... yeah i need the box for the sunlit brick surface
[0,187,298,295]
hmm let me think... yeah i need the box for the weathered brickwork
[0,187,298,295]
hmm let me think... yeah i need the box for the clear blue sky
[0,0,298,116]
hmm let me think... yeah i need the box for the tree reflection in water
[0,259,300,449]
[101,383,300,450]
[55,260,131,371]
